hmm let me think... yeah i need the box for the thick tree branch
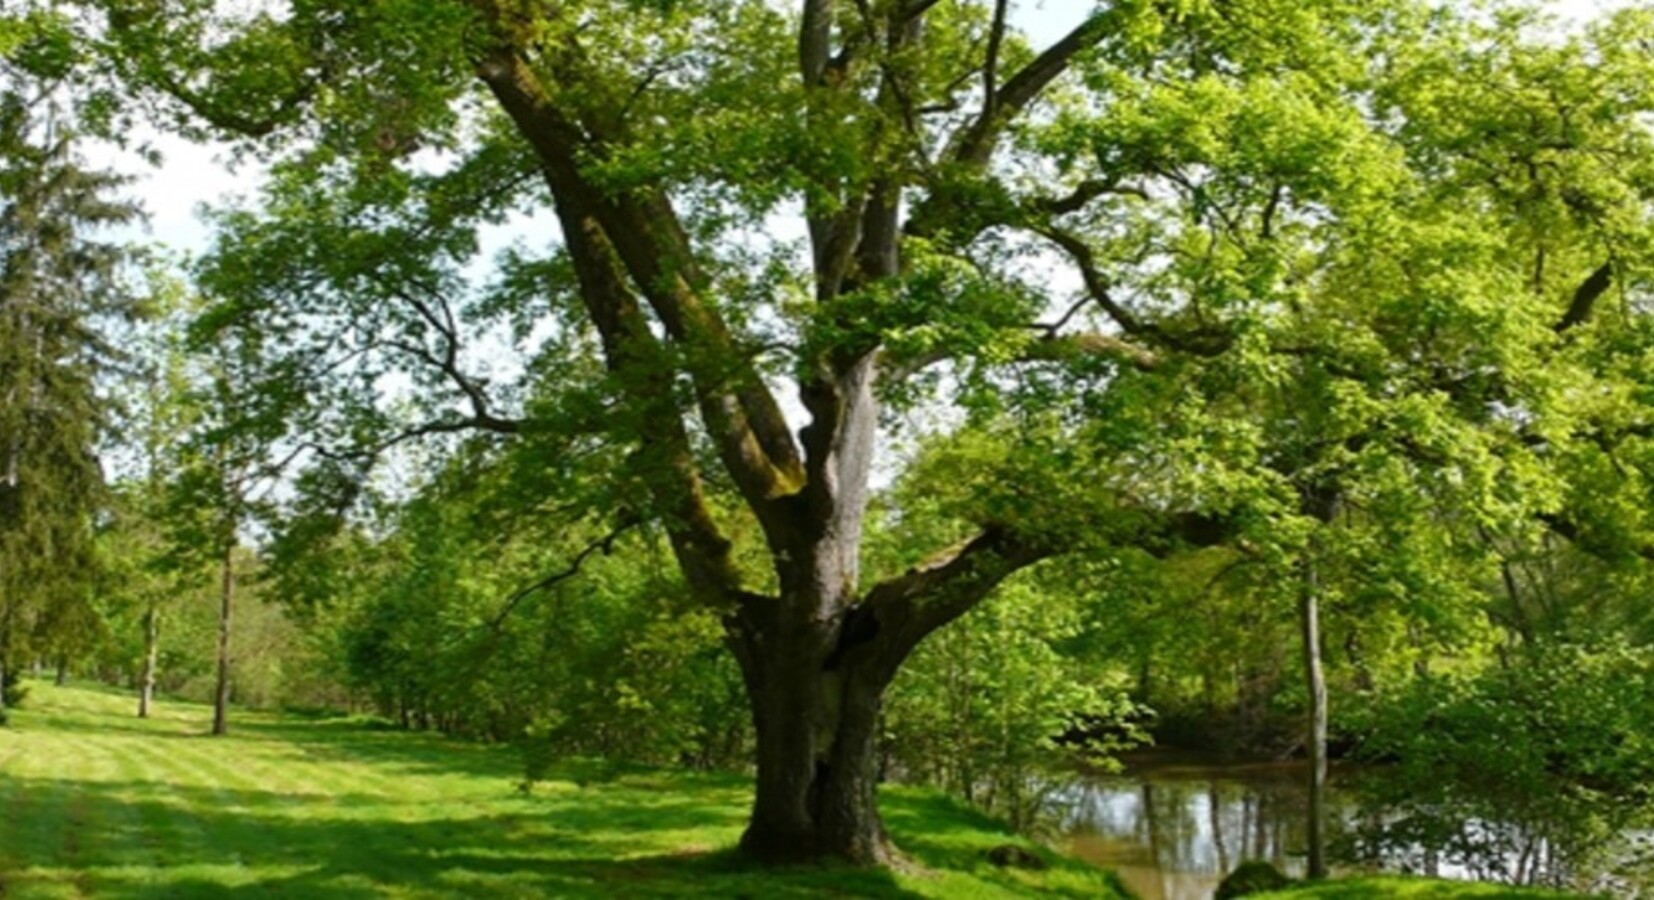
[295,414,523,476]
[858,525,1052,676]
[1555,260,1613,332]
[487,520,638,631]
[464,16,751,601]
[472,30,805,534]
[1034,179,1152,216]
[946,13,1107,167]
[982,0,1010,118]
[801,0,836,87]
[1022,330,1161,371]
[1033,229,1142,332]
[881,328,1160,383]
[372,414,522,449]
[904,13,1111,245]
[898,0,945,24]
[1035,225,1232,357]
[548,176,745,601]
[852,505,1231,678]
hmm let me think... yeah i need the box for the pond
[1058,758,1327,900]
[1056,756,1651,900]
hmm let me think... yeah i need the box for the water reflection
[1058,760,1650,899]
[1059,761,1326,900]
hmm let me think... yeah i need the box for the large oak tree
[90,0,1654,864]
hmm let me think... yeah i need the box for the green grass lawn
[0,681,1126,898]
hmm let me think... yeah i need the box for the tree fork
[731,598,899,865]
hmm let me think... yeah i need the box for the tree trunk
[211,541,233,736]
[53,654,67,686]
[732,613,897,865]
[1143,782,1167,898]
[1300,565,1329,880]
[138,604,160,719]
[0,653,8,726]
[1210,783,1230,874]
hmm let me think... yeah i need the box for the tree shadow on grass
[1,776,924,899]
[230,716,526,782]
[8,688,1118,898]
[14,713,197,740]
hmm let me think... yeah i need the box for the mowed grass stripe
[58,733,176,897]
[232,720,429,805]
[8,693,245,893]
[1,681,1133,899]
[101,730,208,878]
[97,727,262,876]
[2,767,82,898]
[99,724,317,882]
[6,704,185,894]
[78,695,536,894]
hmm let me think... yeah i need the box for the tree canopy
[31,0,1654,869]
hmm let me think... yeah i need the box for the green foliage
[1346,641,1654,889]
[0,48,143,704]
[885,569,1149,830]
[1255,876,1587,899]
[320,461,749,769]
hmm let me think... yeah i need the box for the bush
[884,574,1150,829]
[1215,860,1293,899]
[1344,641,1654,890]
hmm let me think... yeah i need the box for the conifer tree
[0,14,141,721]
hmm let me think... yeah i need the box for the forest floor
[0,681,1124,898]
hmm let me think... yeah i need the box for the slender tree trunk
[138,604,160,718]
[1298,485,1340,880]
[1143,782,1167,897]
[211,540,233,736]
[1,441,16,728]
[1211,783,1230,874]
[1300,563,1329,880]
[1253,792,1269,859]
[53,654,67,686]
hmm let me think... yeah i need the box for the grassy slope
[1257,878,1594,899]
[0,682,1125,899]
